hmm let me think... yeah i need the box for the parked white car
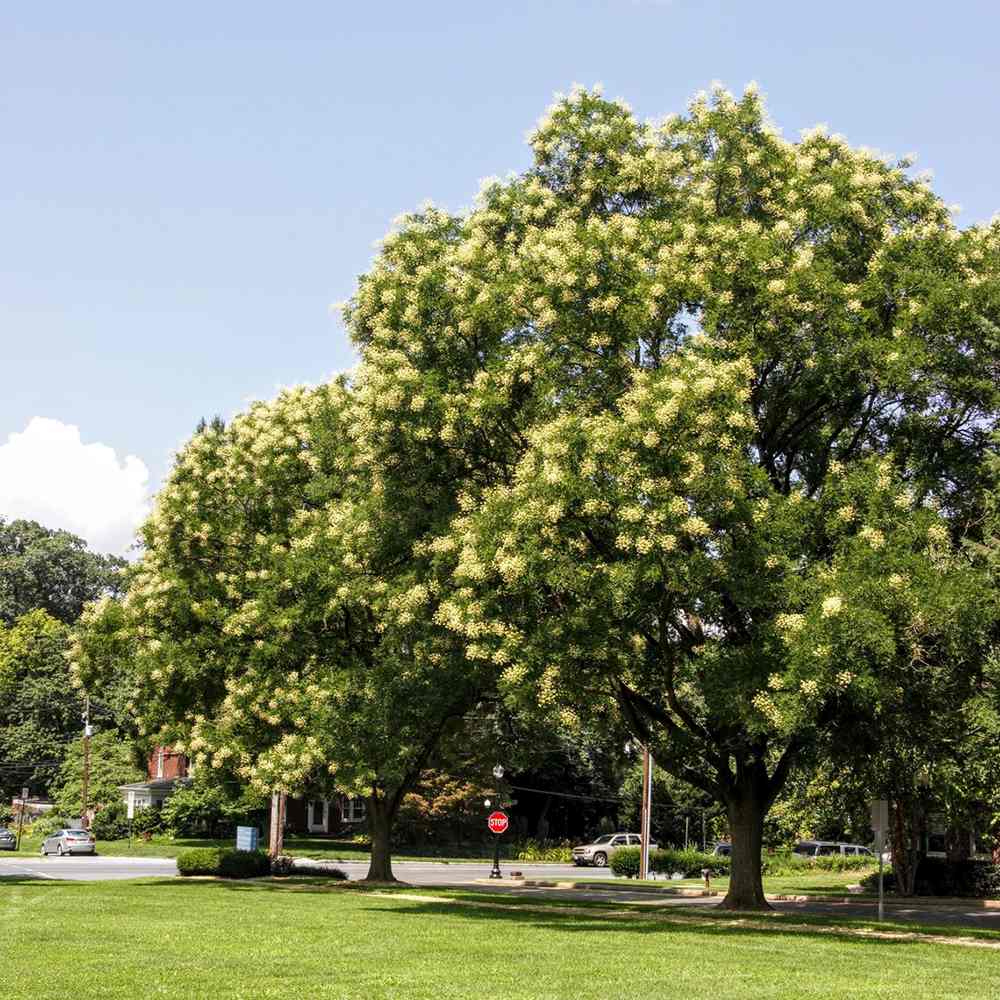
[40,828,95,856]
[571,832,658,868]
[792,840,874,859]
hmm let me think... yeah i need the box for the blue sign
[236,826,259,851]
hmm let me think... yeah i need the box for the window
[343,798,366,823]
[627,835,641,846]
[611,836,626,846]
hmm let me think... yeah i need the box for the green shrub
[513,839,573,863]
[862,860,1000,898]
[810,854,877,873]
[177,847,224,876]
[131,805,166,836]
[27,814,72,839]
[90,799,129,840]
[760,852,875,876]
[651,848,730,878]
[177,847,270,878]
[610,846,641,878]
[161,779,266,838]
[218,848,271,878]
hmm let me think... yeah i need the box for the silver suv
[571,832,658,868]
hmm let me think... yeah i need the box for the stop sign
[487,810,509,835]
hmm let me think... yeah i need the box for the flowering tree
[341,85,999,907]
[73,381,489,881]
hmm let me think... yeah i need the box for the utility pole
[638,745,653,879]
[15,786,28,851]
[81,695,93,829]
[268,791,287,856]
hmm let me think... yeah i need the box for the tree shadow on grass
[355,894,995,950]
[0,874,54,885]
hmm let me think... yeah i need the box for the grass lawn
[597,871,879,898]
[1,877,998,999]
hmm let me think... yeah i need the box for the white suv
[571,832,658,867]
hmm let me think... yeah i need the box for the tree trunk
[889,796,925,897]
[720,782,769,910]
[363,793,399,883]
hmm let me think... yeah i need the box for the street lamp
[490,764,505,879]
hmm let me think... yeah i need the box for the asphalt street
[0,856,607,884]
[3,855,1000,930]
[0,855,178,881]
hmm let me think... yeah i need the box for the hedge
[610,846,877,879]
[862,859,1000,898]
[177,847,271,879]
[610,847,729,879]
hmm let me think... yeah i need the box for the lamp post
[490,764,504,879]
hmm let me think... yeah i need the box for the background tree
[0,609,84,801]
[341,85,999,908]
[0,518,125,625]
[74,381,493,881]
[51,729,143,818]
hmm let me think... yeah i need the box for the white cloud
[0,417,150,556]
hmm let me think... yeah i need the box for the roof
[118,778,190,792]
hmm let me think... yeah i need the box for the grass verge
[1,877,999,999]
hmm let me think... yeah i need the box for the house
[118,745,367,834]
[118,746,191,815]
[11,796,55,819]
[285,794,367,835]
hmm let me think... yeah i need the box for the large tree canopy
[74,382,492,880]
[340,85,999,907]
[0,518,125,626]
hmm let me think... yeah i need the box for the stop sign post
[488,809,508,878]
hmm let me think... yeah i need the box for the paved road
[0,856,601,884]
[323,860,617,884]
[4,855,999,931]
[0,855,178,881]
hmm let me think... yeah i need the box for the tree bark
[719,781,769,910]
[889,796,926,897]
[363,793,399,883]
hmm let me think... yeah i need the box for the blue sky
[2,1,999,553]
